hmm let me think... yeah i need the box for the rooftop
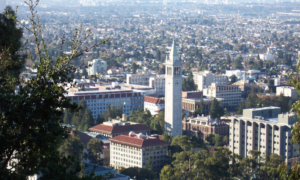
[108,133,170,148]
[89,123,151,135]
[144,95,165,104]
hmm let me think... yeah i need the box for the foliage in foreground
[0,2,108,179]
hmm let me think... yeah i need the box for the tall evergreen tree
[209,98,224,119]
[63,109,73,124]
[72,100,87,128]
[226,54,231,65]
[236,101,245,115]
[96,114,105,125]
[81,108,94,130]
[246,89,258,108]
[233,56,243,70]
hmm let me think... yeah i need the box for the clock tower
[164,41,182,137]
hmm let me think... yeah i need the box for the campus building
[66,90,144,118]
[87,59,107,76]
[203,83,241,110]
[182,115,229,140]
[227,106,299,164]
[109,133,169,171]
[193,71,228,91]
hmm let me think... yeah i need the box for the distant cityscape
[2,0,300,179]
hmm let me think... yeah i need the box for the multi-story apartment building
[182,115,229,140]
[228,106,299,164]
[66,90,144,118]
[109,133,169,171]
[181,91,223,115]
[144,95,165,115]
[276,86,298,100]
[225,70,246,80]
[149,75,165,96]
[193,71,228,91]
[126,72,151,86]
[126,73,166,96]
[203,83,241,110]
[87,59,107,76]
[88,119,152,138]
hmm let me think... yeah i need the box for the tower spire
[169,40,179,61]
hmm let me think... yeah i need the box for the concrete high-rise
[228,106,299,165]
[164,41,182,137]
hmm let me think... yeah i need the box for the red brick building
[182,115,229,140]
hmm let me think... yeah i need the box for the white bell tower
[164,41,182,137]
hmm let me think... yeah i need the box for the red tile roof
[88,124,152,135]
[108,134,170,148]
[144,96,165,105]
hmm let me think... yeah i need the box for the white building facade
[193,70,228,91]
[126,72,151,86]
[144,96,165,115]
[203,83,241,110]
[225,70,246,80]
[66,90,144,118]
[228,107,299,165]
[109,133,169,171]
[165,41,182,137]
[149,75,165,96]
[87,59,107,76]
[276,86,298,100]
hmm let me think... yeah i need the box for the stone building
[182,115,229,140]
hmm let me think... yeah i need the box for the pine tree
[237,101,245,115]
[246,89,258,108]
[233,56,243,70]
[288,100,293,111]
[72,100,87,128]
[96,114,105,125]
[117,104,123,117]
[82,108,94,128]
[226,54,231,65]
[63,109,73,124]
[209,98,224,119]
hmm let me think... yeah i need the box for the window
[167,67,172,75]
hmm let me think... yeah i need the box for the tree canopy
[0,4,107,179]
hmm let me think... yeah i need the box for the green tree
[58,130,84,158]
[0,6,25,88]
[119,167,156,180]
[246,89,258,108]
[160,165,177,180]
[86,139,103,165]
[233,56,243,69]
[171,135,191,151]
[209,98,224,119]
[236,101,245,115]
[63,109,73,124]
[226,54,231,65]
[81,108,95,129]
[195,96,204,116]
[156,50,161,61]
[276,93,289,113]
[72,100,88,128]
[0,3,108,179]
[96,114,105,125]
[132,62,138,74]
[182,71,197,91]
[230,74,237,83]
